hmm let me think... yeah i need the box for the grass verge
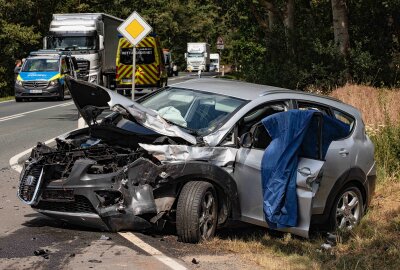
[203,182,400,269]
[0,96,14,102]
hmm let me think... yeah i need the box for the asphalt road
[0,72,256,270]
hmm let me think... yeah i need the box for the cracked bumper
[28,158,160,232]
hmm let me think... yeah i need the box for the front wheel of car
[15,97,23,102]
[176,181,218,243]
[330,185,364,231]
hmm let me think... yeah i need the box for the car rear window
[333,109,355,130]
[120,47,155,65]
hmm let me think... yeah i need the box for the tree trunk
[331,0,350,57]
[283,0,294,31]
[259,0,277,32]
[282,0,294,54]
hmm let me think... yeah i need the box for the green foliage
[0,0,399,97]
[370,122,400,181]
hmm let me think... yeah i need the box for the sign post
[216,36,224,75]
[117,11,152,100]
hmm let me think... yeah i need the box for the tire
[328,185,364,231]
[15,97,23,102]
[176,181,218,243]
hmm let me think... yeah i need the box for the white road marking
[0,101,74,122]
[0,114,24,122]
[119,232,187,270]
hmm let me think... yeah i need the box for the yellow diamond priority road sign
[117,11,152,46]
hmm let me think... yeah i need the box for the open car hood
[65,77,197,145]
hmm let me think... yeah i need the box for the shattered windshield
[139,87,246,135]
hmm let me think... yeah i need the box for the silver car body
[18,78,376,238]
[156,79,376,236]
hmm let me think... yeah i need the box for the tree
[331,0,350,57]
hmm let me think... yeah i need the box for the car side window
[238,101,288,149]
[250,123,272,149]
[333,109,355,129]
[298,102,331,115]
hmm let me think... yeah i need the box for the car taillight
[157,65,160,76]
[116,66,119,80]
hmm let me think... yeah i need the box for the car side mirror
[239,132,253,148]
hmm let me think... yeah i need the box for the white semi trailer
[186,43,210,72]
[44,13,123,87]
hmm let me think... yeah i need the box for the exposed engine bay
[18,121,185,231]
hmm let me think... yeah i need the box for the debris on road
[34,249,49,259]
[191,258,199,264]
[99,235,111,240]
[88,259,102,263]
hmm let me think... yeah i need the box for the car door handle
[298,167,311,177]
[339,148,349,156]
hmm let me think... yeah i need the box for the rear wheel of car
[176,181,218,243]
[329,185,364,231]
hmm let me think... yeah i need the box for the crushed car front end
[17,77,242,233]
[18,127,172,231]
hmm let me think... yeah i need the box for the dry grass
[329,84,400,129]
[204,182,400,270]
[202,84,400,269]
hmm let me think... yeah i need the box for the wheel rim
[199,191,216,240]
[336,190,362,230]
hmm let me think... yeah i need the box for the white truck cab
[186,43,210,72]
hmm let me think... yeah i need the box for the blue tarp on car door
[261,110,350,229]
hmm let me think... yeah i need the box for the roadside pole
[117,11,152,101]
[132,47,136,100]
[216,36,224,76]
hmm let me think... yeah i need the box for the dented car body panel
[18,77,375,238]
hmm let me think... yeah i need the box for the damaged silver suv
[17,77,376,243]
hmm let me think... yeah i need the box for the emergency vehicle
[14,50,78,102]
[115,35,168,96]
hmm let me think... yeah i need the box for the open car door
[234,112,325,238]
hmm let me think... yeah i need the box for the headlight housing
[49,79,58,86]
[16,80,23,86]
